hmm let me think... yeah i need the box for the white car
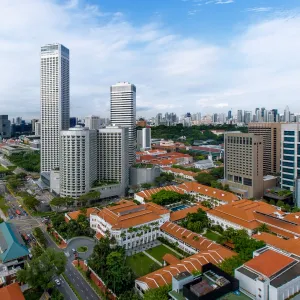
[55,279,61,286]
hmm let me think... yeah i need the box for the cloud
[0,0,300,120]
[246,7,272,13]
[205,0,234,4]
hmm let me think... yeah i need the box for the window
[284,131,295,136]
[284,137,295,142]
[282,173,294,180]
[284,155,294,161]
[283,149,294,155]
[284,143,294,149]
[283,161,294,167]
[282,168,294,174]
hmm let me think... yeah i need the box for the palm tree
[257,223,270,233]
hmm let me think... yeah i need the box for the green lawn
[126,252,160,277]
[77,246,88,252]
[219,292,251,300]
[146,244,182,263]
[0,165,8,172]
[203,230,222,242]
[0,196,9,215]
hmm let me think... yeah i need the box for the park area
[126,244,183,277]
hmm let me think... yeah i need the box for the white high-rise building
[84,115,101,130]
[284,106,290,122]
[34,122,41,136]
[60,127,97,198]
[98,125,129,195]
[110,82,136,165]
[137,128,151,151]
[40,43,70,173]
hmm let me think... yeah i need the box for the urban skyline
[1,0,300,119]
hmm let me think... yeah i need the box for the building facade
[110,82,136,165]
[0,115,11,139]
[84,115,101,130]
[60,127,97,198]
[280,123,300,192]
[40,44,70,173]
[248,123,281,175]
[137,127,151,151]
[98,125,129,194]
[224,132,264,199]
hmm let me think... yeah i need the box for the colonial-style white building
[90,200,170,249]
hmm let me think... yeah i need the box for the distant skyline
[1,0,300,119]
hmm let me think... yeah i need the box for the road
[2,185,100,300]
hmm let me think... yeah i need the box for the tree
[23,195,39,210]
[194,173,215,186]
[201,201,213,209]
[50,197,66,211]
[277,200,285,207]
[269,199,276,205]
[144,285,170,300]
[219,255,244,276]
[33,227,47,248]
[17,248,67,291]
[31,245,44,258]
[256,223,270,233]
[151,190,188,206]
[119,291,140,300]
[141,183,152,189]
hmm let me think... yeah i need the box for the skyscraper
[0,115,11,139]
[137,128,151,151]
[40,43,70,173]
[284,106,290,122]
[110,82,136,165]
[60,127,97,198]
[237,110,243,123]
[85,115,101,130]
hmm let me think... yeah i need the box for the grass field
[146,244,182,263]
[203,230,221,242]
[126,252,160,277]
[0,196,9,215]
[0,165,8,172]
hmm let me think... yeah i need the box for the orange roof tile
[170,204,210,222]
[178,182,239,203]
[137,247,235,289]
[244,249,295,277]
[162,167,197,178]
[95,232,104,240]
[135,185,185,201]
[0,283,25,300]
[162,253,181,265]
[160,222,226,252]
[253,232,300,256]
[93,201,165,230]
[67,207,100,221]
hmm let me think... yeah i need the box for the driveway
[66,237,96,260]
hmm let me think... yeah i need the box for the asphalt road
[66,237,95,260]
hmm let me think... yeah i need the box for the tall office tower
[16,117,22,125]
[284,106,290,122]
[227,110,232,120]
[34,122,41,136]
[69,117,77,128]
[290,114,296,122]
[31,119,39,134]
[261,107,266,119]
[255,109,261,122]
[244,111,252,125]
[110,82,136,166]
[98,125,129,195]
[137,127,151,151]
[280,124,300,194]
[272,109,278,122]
[40,43,70,173]
[60,127,97,198]
[248,123,281,175]
[237,110,243,123]
[84,115,101,130]
[224,132,264,199]
[155,113,162,126]
[212,113,218,123]
[0,115,11,139]
[218,113,226,123]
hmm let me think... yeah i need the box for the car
[55,279,61,286]
[71,248,76,253]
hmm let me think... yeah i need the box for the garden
[145,244,182,263]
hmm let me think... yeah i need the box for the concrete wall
[130,166,161,185]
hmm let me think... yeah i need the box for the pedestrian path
[143,251,162,266]
[162,243,184,258]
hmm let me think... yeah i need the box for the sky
[1,0,300,120]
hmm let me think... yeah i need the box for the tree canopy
[180,208,208,233]
[8,151,40,172]
[17,248,67,291]
[143,285,170,300]
[151,190,189,206]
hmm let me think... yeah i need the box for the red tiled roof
[162,167,197,178]
[135,186,185,201]
[244,249,295,278]
[66,207,100,221]
[178,182,239,203]
[137,248,235,289]
[170,204,210,222]
[162,253,181,265]
[160,222,227,252]
[0,283,25,300]
[253,232,300,256]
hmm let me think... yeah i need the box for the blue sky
[1,0,300,119]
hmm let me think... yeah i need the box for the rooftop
[244,249,295,278]
[0,283,25,300]
[135,186,185,201]
[170,203,210,222]
[162,167,197,177]
[0,222,29,263]
[92,200,169,230]
[66,207,100,221]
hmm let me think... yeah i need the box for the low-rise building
[65,207,100,223]
[0,223,29,284]
[130,165,161,186]
[235,248,300,300]
[194,157,215,170]
[90,200,170,249]
[162,167,197,181]
[0,282,25,299]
